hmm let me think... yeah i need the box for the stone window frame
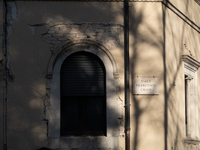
[182,55,200,139]
[45,39,122,149]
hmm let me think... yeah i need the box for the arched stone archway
[45,40,123,149]
[46,39,119,79]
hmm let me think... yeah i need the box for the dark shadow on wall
[37,147,52,150]
[2,0,197,150]
[3,1,125,150]
[4,1,165,150]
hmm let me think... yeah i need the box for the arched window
[60,51,106,136]
[46,41,121,149]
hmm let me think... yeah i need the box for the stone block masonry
[42,23,123,53]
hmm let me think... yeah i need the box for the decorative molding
[128,0,200,33]
[5,0,200,5]
[182,55,200,72]
[162,0,200,33]
[47,39,120,79]
[28,1,200,35]
[46,39,122,149]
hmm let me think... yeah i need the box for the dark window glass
[60,52,106,136]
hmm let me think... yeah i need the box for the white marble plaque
[133,77,159,94]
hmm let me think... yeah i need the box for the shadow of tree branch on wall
[2,1,200,150]
[129,3,164,150]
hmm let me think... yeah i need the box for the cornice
[182,55,200,71]
[4,0,200,4]
[194,0,200,6]
[5,0,200,33]
[162,1,200,34]
[5,0,161,1]
[130,0,200,34]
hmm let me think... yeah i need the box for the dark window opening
[185,75,192,137]
[60,52,106,136]
[185,75,188,136]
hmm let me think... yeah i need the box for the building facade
[0,0,200,150]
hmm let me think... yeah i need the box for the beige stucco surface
[164,2,200,149]
[6,1,125,150]
[169,0,200,27]
[129,2,164,150]
[1,1,200,150]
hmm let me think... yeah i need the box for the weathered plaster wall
[164,2,200,150]
[129,2,164,150]
[6,1,124,150]
[3,1,200,150]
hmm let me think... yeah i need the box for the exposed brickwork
[42,23,123,53]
